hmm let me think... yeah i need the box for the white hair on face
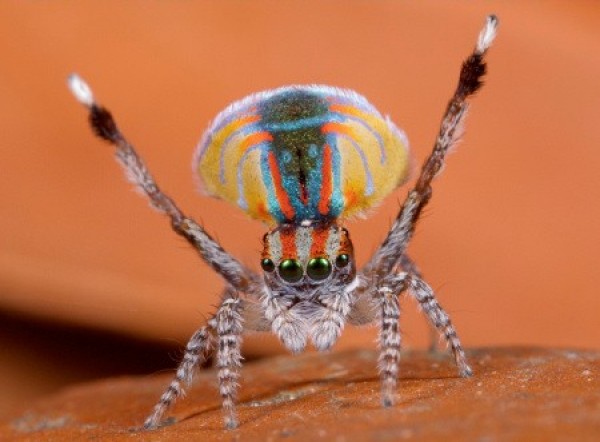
[67,73,95,107]
[268,231,283,263]
[325,227,341,261]
[295,226,312,265]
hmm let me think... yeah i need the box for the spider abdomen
[195,85,411,225]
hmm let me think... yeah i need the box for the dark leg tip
[142,423,157,431]
[460,365,474,378]
[225,418,239,430]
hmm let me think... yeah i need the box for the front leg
[375,272,408,407]
[144,324,214,430]
[210,295,244,429]
[144,291,263,430]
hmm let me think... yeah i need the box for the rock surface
[2,347,600,441]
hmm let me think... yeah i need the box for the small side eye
[307,257,332,280]
[335,254,350,268]
[261,258,275,272]
[279,259,303,283]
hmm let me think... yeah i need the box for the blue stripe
[262,113,344,132]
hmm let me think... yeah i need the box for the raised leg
[67,75,260,295]
[363,16,498,278]
[407,275,472,377]
[144,325,214,429]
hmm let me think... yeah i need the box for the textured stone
[2,347,600,441]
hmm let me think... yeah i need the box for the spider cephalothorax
[260,221,356,352]
[261,222,355,285]
[68,15,498,431]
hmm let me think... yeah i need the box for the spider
[68,15,497,430]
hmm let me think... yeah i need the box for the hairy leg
[144,325,214,430]
[348,256,422,326]
[376,273,408,407]
[67,75,261,295]
[399,255,441,353]
[143,292,267,430]
[407,275,472,377]
[364,16,498,278]
[348,263,470,406]
[212,296,244,429]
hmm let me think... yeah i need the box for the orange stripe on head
[318,144,333,216]
[268,151,295,221]
[279,228,297,259]
[310,225,330,258]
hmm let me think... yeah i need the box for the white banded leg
[211,297,244,429]
[408,275,472,377]
[376,273,407,407]
[144,326,214,429]
[399,254,442,353]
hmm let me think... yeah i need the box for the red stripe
[279,228,297,259]
[318,144,333,216]
[310,225,330,257]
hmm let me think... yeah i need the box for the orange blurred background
[1,1,599,415]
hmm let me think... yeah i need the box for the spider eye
[261,258,275,272]
[306,257,332,281]
[279,259,303,283]
[335,254,350,268]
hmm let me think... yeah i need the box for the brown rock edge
[2,347,599,441]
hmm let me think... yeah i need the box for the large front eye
[307,257,332,281]
[279,259,303,283]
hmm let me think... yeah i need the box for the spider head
[260,221,355,288]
